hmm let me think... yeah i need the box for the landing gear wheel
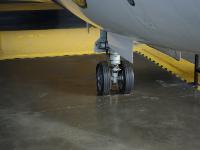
[96,61,111,96]
[118,61,134,94]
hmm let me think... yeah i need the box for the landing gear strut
[96,31,134,95]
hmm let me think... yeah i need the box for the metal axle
[109,51,121,84]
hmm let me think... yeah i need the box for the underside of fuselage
[56,0,200,54]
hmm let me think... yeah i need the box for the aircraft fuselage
[56,0,200,53]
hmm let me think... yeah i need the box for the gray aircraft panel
[55,0,200,62]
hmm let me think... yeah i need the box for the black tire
[96,61,111,96]
[118,61,134,94]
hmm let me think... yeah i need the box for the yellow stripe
[0,2,61,11]
[0,28,199,90]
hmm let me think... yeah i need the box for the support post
[194,54,200,87]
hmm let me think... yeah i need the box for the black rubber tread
[119,61,134,94]
[96,61,111,96]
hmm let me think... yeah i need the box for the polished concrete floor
[0,53,200,150]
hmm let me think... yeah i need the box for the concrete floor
[0,53,200,150]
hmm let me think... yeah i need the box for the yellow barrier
[0,28,98,59]
[135,44,200,87]
[0,28,199,89]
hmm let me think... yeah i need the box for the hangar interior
[0,1,200,150]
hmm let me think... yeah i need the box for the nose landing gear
[95,30,134,95]
[96,52,134,95]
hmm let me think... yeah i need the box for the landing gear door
[107,32,134,63]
